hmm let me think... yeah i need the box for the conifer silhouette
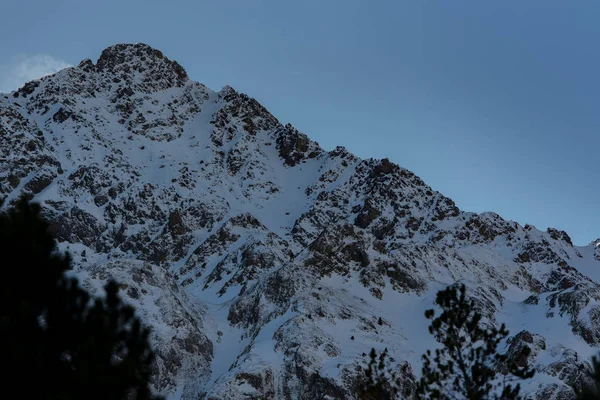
[357,348,401,400]
[357,284,535,400]
[575,355,600,400]
[417,284,535,400]
[0,197,158,399]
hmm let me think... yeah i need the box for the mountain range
[1,43,599,399]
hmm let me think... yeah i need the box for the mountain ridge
[1,43,599,399]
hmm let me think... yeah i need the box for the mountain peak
[92,43,188,88]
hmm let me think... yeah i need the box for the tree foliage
[575,354,600,400]
[417,284,535,400]
[357,348,405,400]
[357,283,536,400]
[0,197,158,399]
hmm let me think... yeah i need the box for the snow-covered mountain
[1,43,598,399]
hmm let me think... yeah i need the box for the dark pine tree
[357,348,403,400]
[575,354,600,400]
[417,284,535,400]
[0,197,158,399]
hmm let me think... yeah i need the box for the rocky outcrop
[275,123,322,166]
[96,43,188,91]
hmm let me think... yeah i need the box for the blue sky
[1,0,598,245]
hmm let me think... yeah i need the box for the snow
[570,244,600,284]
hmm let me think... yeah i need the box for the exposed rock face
[1,43,598,399]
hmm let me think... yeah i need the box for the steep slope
[1,43,598,399]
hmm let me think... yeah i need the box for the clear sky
[1,0,598,245]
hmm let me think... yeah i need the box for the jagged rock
[23,171,55,195]
[52,107,76,123]
[48,207,108,249]
[275,123,322,166]
[548,228,574,247]
[547,285,600,346]
[370,158,397,177]
[93,194,109,207]
[167,209,185,235]
[96,43,188,88]
[506,330,547,368]
[354,199,381,229]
